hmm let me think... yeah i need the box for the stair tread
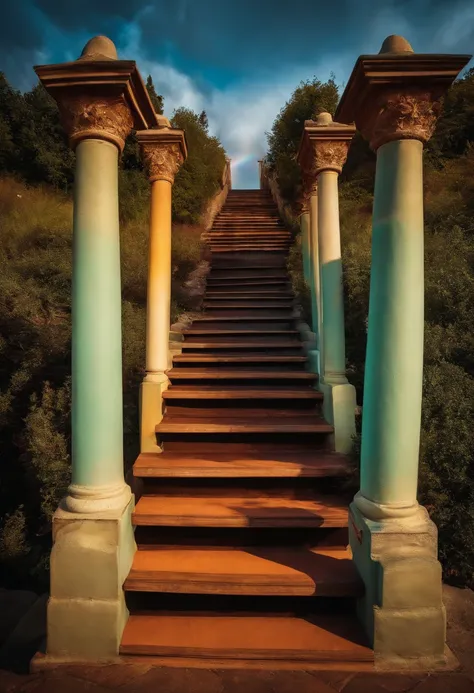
[162,388,319,399]
[184,330,298,335]
[174,355,306,363]
[167,369,316,379]
[120,613,373,663]
[124,546,362,596]
[181,342,301,349]
[133,492,348,527]
[133,450,349,478]
[156,419,332,433]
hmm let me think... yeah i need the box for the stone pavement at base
[1,665,474,693]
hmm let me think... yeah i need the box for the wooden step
[162,389,320,400]
[133,451,349,478]
[156,420,332,434]
[184,330,299,336]
[180,342,303,350]
[173,355,306,364]
[193,316,295,323]
[133,492,347,528]
[120,613,373,667]
[203,303,293,310]
[167,369,316,380]
[124,546,362,597]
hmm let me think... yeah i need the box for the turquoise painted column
[34,34,161,514]
[334,37,471,520]
[355,139,424,518]
[68,137,131,511]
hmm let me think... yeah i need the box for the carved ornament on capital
[311,139,350,175]
[58,96,134,152]
[360,89,442,152]
[142,142,184,184]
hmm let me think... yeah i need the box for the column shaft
[145,179,172,378]
[360,139,424,509]
[317,170,347,383]
[300,211,311,285]
[72,138,124,490]
[308,192,321,345]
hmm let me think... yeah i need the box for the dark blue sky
[1,0,473,187]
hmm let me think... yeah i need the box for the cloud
[1,0,472,185]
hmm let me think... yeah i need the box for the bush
[171,108,226,224]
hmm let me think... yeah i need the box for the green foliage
[266,76,339,203]
[171,108,226,224]
[0,74,74,190]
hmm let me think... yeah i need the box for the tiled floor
[1,665,474,693]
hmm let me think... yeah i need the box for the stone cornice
[35,56,159,151]
[136,128,188,184]
[335,48,471,150]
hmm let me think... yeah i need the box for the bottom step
[120,613,373,668]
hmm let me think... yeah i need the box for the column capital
[335,34,471,151]
[298,112,355,175]
[136,127,188,184]
[34,35,159,151]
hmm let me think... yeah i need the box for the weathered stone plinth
[47,497,136,660]
[350,503,446,666]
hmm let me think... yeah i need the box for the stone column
[137,123,187,453]
[34,35,158,661]
[298,195,311,286]
[298,115,356,452]
[335,34,471,663]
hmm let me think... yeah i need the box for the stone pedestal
[48,497,136,660]
[35,34,158,660]
[350,503,446,666]
[336,34,471,662]
[136,124,187,453]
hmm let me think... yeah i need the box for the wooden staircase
[121,189,373,669]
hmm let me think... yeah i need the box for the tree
[146,75,164,115]
[198,110,209,130]
[266,76,339,205]
[171,108,226,224]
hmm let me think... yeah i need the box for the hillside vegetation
[266,71,474,588]
[0,74,226,589]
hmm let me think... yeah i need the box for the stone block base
[139,377,168,453]
[349,503,447,663]
[320,381,356,453]
[46,497,136,661]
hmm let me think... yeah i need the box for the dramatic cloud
[1,0,473,186]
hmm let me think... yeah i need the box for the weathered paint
[71,138,124,489]
[360,139,424,508]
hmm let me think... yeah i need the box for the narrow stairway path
[121,189,372,668]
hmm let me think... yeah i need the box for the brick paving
[0,665,473,693]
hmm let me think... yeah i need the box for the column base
[61,482,131,514]
[349,502,446,663]
[47,495,136,660]
[140,374,169,453]
[319,380,356,453]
